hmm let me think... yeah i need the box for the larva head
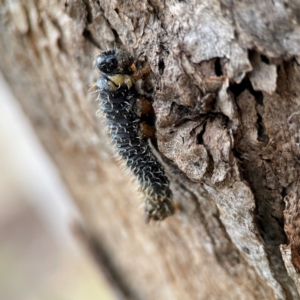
[144,194,175,222]
[96,49,134,75]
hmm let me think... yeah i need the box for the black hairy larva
[96,48,174,221]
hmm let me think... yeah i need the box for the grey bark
[1,0,300,299]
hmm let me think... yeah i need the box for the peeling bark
[1,0,300,299]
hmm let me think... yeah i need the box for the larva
[95,48,174,221]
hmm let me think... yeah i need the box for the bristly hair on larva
[95,48,174,222]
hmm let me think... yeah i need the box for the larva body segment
[96,48,174,221]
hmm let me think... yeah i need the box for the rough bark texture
[1,0,300,299]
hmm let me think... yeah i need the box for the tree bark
[1,0,300,299]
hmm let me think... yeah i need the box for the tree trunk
[1,0,300,299]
